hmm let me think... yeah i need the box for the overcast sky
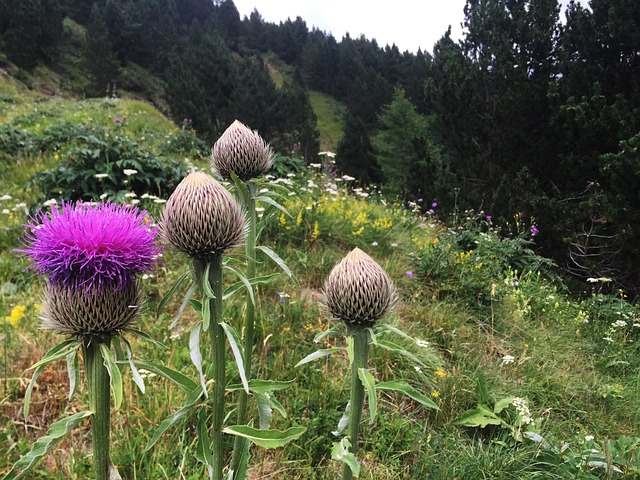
[232,0,585,54]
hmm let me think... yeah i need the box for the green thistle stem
[193,257,226,480]
[343,327,370,480]
[230,180,257,476]
[84,338,111,480]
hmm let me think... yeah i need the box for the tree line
[1,0,639,293]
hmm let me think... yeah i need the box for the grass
[1,73,640,479]
[308,91,345,151]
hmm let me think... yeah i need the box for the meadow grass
[1,89,639,479]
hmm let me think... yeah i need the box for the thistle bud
[211,120,274,181]
[323,248,396,328]
[41,280,142,337]
[159,171,246,260]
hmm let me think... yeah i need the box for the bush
[28,131,187,203]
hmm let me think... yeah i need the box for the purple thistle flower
[115,118,121,124]
[17,202,160,290]
[530,225,539,236]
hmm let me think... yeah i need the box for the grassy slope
[1,73,639,479]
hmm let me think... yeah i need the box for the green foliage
[28,129,187,203]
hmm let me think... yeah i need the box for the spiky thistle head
[159,171,246,261]
[41,279,142,338]
[17,201,160,290]
[211,120,274,181]
[323,248,396,328]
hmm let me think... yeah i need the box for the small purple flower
[530,225,539,236]
[183,118,190,123]
[371,241,379,247]
[417,198,423,203]
[293,143,299,148]
[406,271,414,278]
[432,202,438,208]
[391,243,398,247]
[486,215,492,221]
[18,202,160,290]
[427,209,435,215]
[115,118,121,124]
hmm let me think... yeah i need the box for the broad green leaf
[295,348,344,367]
[269,395,287,419]
[202,297,211,331]
[157,270,192,316]
[189,323,208,397]
[220,322,249,394]
[127,328,167,350]
[313,324,342,343]
[373,339,425,366]
[194,407,214,476]
[346,337,354,366]
[256,245,299,286]
[2,410,92,480]
[223,425,306,449]
[65,350,80,401]
[121,337,145,394]
[145,388,203,451]
[494,396,516,414]
[227,379,294,393]
[29,338,82,371]
[452,405,501,428]
[331,437,360,477]
[134,360,198,393]
[376,381,439,410]
[202,263,215,299]
[223,265,254,306]
[476,373,490,405]
[25,339,81,418]
[224,273,281,301]
[100,344,123,410]
[255,392,273,430]
[254,195,291,218]
[375,324,416,343]
[358,368,377,423]
[170,281,198,330]
[332,401,350,436]
[229,171,251,203]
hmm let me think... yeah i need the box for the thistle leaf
[2,411,92,480]
[223,425,306,449]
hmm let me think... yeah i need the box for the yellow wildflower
[431,391,441,398]
[434,368,447,378]
[311,221,320,240]
[352,226,365,236]
[295,209,303,227]
[279,213,287,226]
[6,305,26,327]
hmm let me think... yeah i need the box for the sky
[232,0,584,54]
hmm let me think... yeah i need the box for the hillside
[1,80,640,479]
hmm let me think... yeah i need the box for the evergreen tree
[1,0,64,69]
[84,3,121,96]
